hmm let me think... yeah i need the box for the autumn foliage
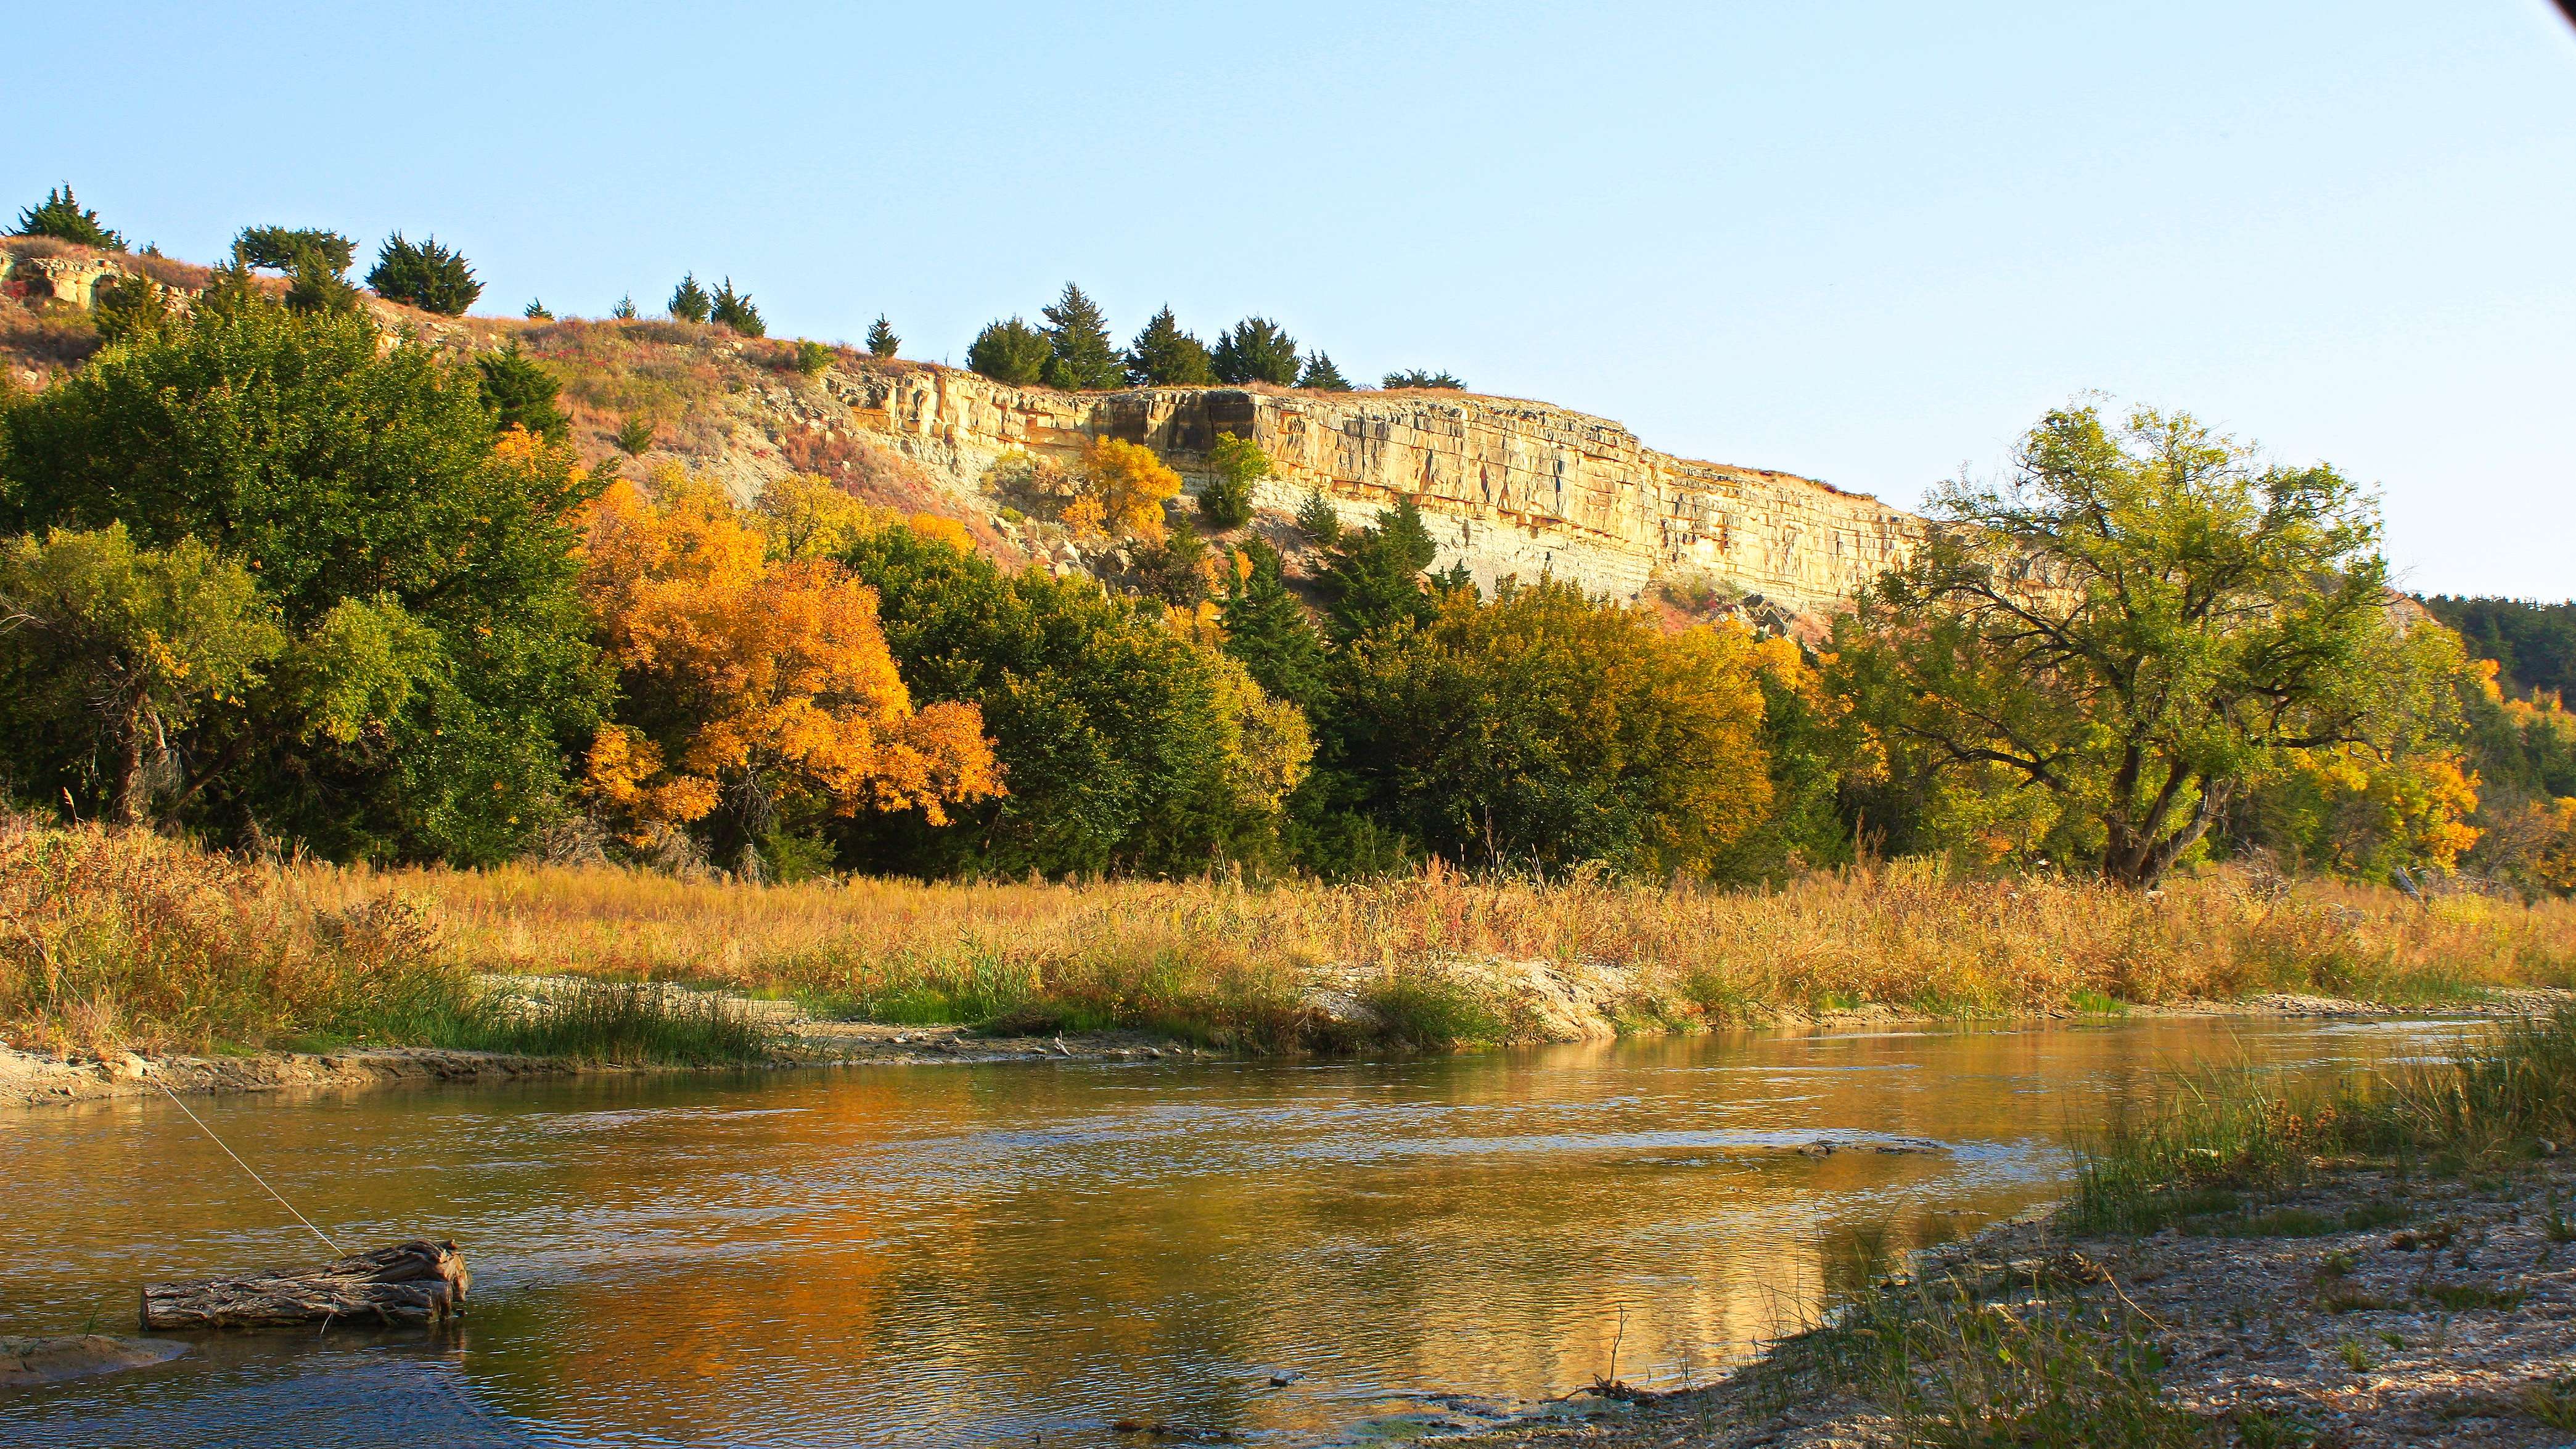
[576,468,1001,851]
[1066,437,1182,542]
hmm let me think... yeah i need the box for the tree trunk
[140,1240,469,1331]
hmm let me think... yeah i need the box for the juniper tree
[866,315,900,358]
[1125,305,1215,386]
[1383,369,1464,390]
[234,226,355,274]
[1040,282,1120,390]
[523,298,552,320]
[669,273,712,323]
[709,277,765,336]
[367,233,483,316]
[967,317,1049,386]
[475,343,568,441]
[1319,496,1440,642]
[1220,537,1328,712]
[1212,317,1300,385]
[284,252,361,315]
[90,276,172,344]
[1297,351,1353,391]
[14,185,123,250]
[611,294,638,321]
[1295,490,1342,545]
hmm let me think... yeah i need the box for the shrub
[1212,316,1299,385]
[967,316,1048,386]
[613,414,656,456]
[234,226,355,274]
[668,273,712,323]
[709,277,764,336]
[14,185,123,250]
[366,233,482,315]
[792,339,834,377]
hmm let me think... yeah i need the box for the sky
[12,1,2574,598]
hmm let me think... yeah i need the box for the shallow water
[0,1016,2471,1447]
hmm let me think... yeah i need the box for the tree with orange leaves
[578,466,1001,872]
[1070,437,1181,542]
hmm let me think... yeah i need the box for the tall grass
[0,820,770,1064]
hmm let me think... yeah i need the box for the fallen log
[141,1239,470,1331]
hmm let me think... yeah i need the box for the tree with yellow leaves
[1071,437,1181,543]
[578,467,1002,870]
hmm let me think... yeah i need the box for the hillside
[2,237,1917,629]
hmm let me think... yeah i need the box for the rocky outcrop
[806,365,1921,618]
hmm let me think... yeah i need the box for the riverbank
[7,819,2575,1078]
[1455,1009,2576,1448]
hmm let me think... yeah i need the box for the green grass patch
[367,978,774,1065]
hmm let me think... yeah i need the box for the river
[0,1016,2471,1447]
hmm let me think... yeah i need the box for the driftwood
[140,1239,470,1331]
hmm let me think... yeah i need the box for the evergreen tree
[1040,282,1120,390]
[866,314,900,358]
[967,317,1049,386]
[669,273,712,323]
[709,277,765,336]
[1295,490,1342,544]
[523,298,552,320]
[90,276,172,344]
[1319,497,1440,642]
[367,233,482,316]
[234,226,355,274]
[475,343,569,441]
[1212,317,1300,385]
[283,251,361,315]
[1125,305,1215,386]
[1384,369,1466,390]
[1297,351,1353,391]
[1221,538,1328,712]
[611,294,639,321]
[14,185,123,250]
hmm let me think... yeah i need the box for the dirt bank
[1452,1159,2576,1448]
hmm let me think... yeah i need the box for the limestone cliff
[784,364,1920,619]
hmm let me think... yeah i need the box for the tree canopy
[866,316,900,358]
[1125,306,1215,387]
[1040,283,1120,390]
[669,274,712,324]
[367,234,482,315]
[1212,318,1300,385]
[967,317,1048,387]
[14,185,122,250]
[1297,351,1352,391]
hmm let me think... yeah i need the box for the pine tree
[1040,282,1120,390]
[1295,490,1342,544]
[612,294,639,321]
[523,298,552,320]
[669,273,712,323]
[367,233,482,315]
[710,277,765,336]
[1124,305,1215,386]
[1320,497,1440,642]
[1221,538,1329,712]
[14,185,123,250]
[476,343,568,441]
[1297,351,1353,391]
[967,318,1049,387]
[866,315,900,358]
[1212,317,1300,385]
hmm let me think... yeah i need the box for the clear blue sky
[12,2,2574,598]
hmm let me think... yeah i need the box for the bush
[791,339,834,377]
[14,185,123,250]
[613,414,656,456]
[366,233,482,316]
[967,316,1048,387]
[234,226,355,274]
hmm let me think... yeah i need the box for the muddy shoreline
[4,987,2564,1112]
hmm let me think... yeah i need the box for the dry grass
[306,856,2576,1044]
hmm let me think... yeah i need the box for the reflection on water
[0,1017,2469,1447]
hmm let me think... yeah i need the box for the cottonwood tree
[1831,402,2463,888]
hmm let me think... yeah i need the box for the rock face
[819,366,1921,617]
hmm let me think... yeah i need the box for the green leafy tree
[1325,578,1774,876]
[14,185,123,250]
[1212,317,1300,385]
[791,339,834,377]
[1040,282,1121,390]
[2419,596,2576,700]
[1383,369,1464,390]
[1199,432,1268,530]
[0,525,285,825]
[1125,305,1215,386]
[475,343,570,442]
[234,226,355,274]
[833,523,1303,876]
[366,233,483,315]
[866,314,900,358]
[669,273,712,323]
[1830,402,2456,887]
[1297,351,1352,391]
[967,317,1049,387]
[710,277,764,336]
[283,252,361,315]
[90,276,172,345]
[0,295,605,861]
[1319,496,1439,642]
[1295,490,1343,545]
[1221,537,1328,712]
